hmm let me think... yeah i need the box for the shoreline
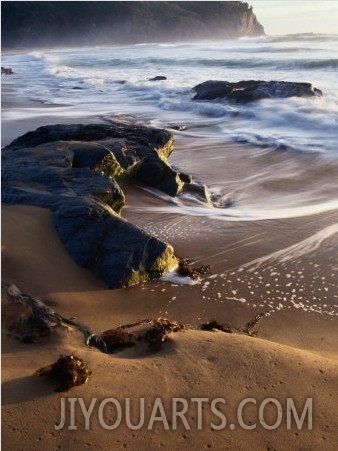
[2,76,338,449]
[1,82,99,148]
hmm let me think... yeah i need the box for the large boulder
[192,80,323,103]
[3,123,185,196]
[4,123,175,160]
[1,141,125,213]
[2,121,226,287]
[2,122,183,287]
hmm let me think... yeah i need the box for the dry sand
[2,84,338,450]
[2,204,338,450]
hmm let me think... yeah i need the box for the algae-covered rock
[2,121,214,288]
[53,197,177,288]
[1,141,125,214]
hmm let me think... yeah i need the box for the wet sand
[2,85,338,450]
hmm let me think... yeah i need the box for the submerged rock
[192,80,323,103]
[149,75,167,81]
[1,66,14,75]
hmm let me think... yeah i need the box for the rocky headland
[1,1,264,49]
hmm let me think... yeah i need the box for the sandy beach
[2,79,338,451]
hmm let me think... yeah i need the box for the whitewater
[2,33,338,221]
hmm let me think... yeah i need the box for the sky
[249,1,338,35]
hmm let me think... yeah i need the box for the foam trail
[128,191,338,221]
[241,223,338,271]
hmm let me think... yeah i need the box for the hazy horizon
[250,0,338,35]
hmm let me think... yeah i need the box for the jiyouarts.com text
[55,397,313,431]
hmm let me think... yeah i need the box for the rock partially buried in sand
[192,80,323,103]
[1,282,78,343]
[8,315,51,343]
[35,355,91,392]
[2,122,224,288]
[1,123,183,288]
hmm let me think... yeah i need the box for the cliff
[1,1,264,49]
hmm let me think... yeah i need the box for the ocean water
[2,34,338,317]
[2,33,338,221]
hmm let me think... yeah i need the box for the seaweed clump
[200,320,233,333]
[35,354,91,392]
[87,318,188,354]
[100,328,137,353]
[144,317,187,349]
[177,258,210,280]
[245,312,268,336]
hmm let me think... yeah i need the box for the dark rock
[1,66,14,75]
[2,122,220,288]
[2,123,182,288]
[52,197,177,287]
[86,334,108,353]
[192,80,323,103]
[2,281,97,346]
[9,315,51,343]
[178,172,192,183]
[136,156,185,196]
[149,76,167,81]
[210,190,234,208]
[169,124,187,131]
[193,80,235,101]
[3,123,213,199]
[4,123,175,157]
[182,183,212,204]
[3,123,183,195]
[1,141,125,213]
